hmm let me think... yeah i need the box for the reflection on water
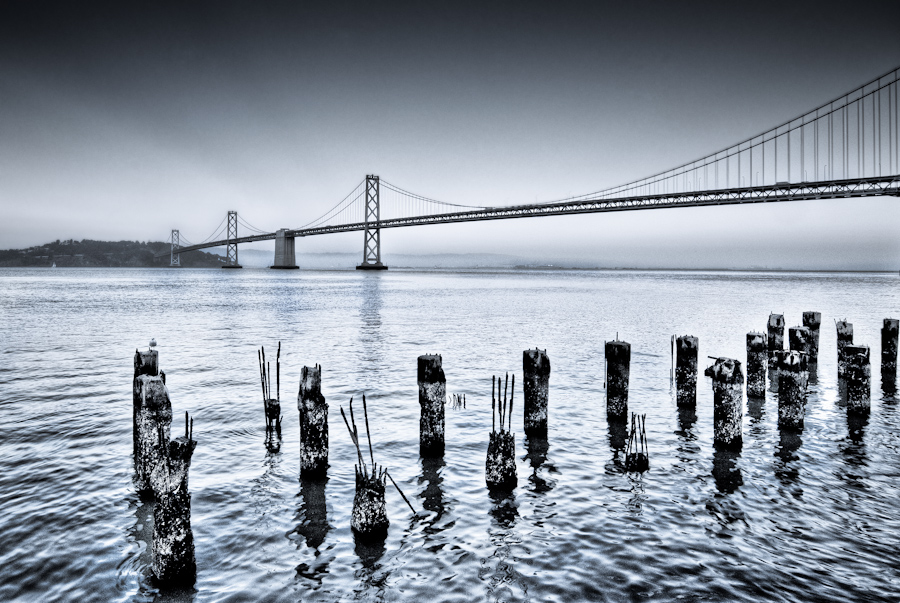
[775,430,803,487]
[291,477,330,551]
[846,412,869,444]
[747,396,765,423]
[882,368,897,395]
[524,436,556,494]
[808,361,819,385]
[712,448,743,494]
[353,531,387,569]
[677,406,697,432]
[607,418,627,473]
[419,457,449,540]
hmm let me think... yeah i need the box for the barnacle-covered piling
[624,413,649,472]
[710,357,743,450]
[845,345,871,414]
[777,350,808,430]
[298,365,328,477]
[767,313,785,369]
[134,368,172,496]
[418,354,446,457]
[882,318,899,381]
[802,312,822,362]
[486,374,517,490]
[836,320,854,379]
[151,413,197,587]
[746,332,767,398]
[605,340,631,419]
[523,348,550,436]
[675,335,698,408]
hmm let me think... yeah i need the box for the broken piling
[486,374,518,490]
[845,345,871,414]
[836,320,854,379]
[418,354,446,457]
[298,365,328,477]
[802,311,821,362]
[605,340,631,419]
[883,318,899,380]
[767,313,785,369]
[675,335,698,408]
[522,348,550,436]
[746,332,767,398]
[134,357,172,496]
[710,357,743,450]
[777,350,808,430]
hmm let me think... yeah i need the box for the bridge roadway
[161,175,900,257]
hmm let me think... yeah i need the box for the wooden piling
[883,318,899,377]
[802,311,822,362]
[522,348,550,436]
[486,374,518,490]
[746,332,767,398]
[789,326,812,358]
[710,357,743,450]
[777,350,808,430]
[151,414,197,587]
[836,320,853,379]
[767,313,785,369]
[134,373,172,496]
[675,335,698,408]
[298,365,328,477]
[259,344,282,451]
[845,345,871,414]
[605,340,631,419]
[417,354,446,457]
[624,413,649,472]
[133,348,159,479]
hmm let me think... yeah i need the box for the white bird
[149,338,157,349]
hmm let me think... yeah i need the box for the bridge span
[159,67,900,269]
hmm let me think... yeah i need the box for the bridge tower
[223,210,242,269]
[170,229,181,267]
[356,175,388,270]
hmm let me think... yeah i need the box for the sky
[1,0,899,269]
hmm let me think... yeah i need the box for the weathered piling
[486,374,518,490]
[802,312,822,362]
[767,313,785,368]
[675,335,698,407]
[746,332,767,398]
[133,347,159,475]
[258,344,282,452]
[710,357,743,450]
[605,340,631,419]
[883,318,899,377]
[624,413,649,472]
[151,413,197,587]
[134,373,172,495]
[417,354,446,456]
[777,350,808,430]
[836,320,854,379]
[845,345,871,414]
[298,365,328,477]
[522,349,550,436]
[341,397,415,538]
[789,326,812,358]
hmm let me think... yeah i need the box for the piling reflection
[711,448,743,494]
[524,436,556,493]
[607,417,627,472]
[353,531,387,569]
[846,411,869,444]
[774,430,803,486]
[418,457,448,535]
[808,361,819,385]
[290,477,330,551]
[747,396,765,422]
[676,406,697,432]
[882,368,897,395]
[488,489,518,529]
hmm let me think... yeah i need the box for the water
[1,267,899,603]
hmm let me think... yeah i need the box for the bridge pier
[271,229,299,269]
[357,175,388,271]
[170,230,181,267]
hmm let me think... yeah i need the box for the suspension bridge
[160,67,900,270]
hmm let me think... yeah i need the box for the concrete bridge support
[271,229,299,269]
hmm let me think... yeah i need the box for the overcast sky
[1,0,899,269]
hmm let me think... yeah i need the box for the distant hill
[0,239,225,268]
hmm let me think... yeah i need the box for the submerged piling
[486,374,517,490]
[134,372,172,496]
[258,344,282,451]
[418,354,446,457]
[710,358,743,450]
[522,349,550,436]
[151,413,197,587]
[883,318,899,378]
[605,340,631,419]
[777,350,808,430]
[802,312,822,362]
[767,313,785,368]
[298,365,328,477]
[746,332,767,398]
[845,345,871,414]
[675,335,698,408]
[836,320,854,379]
[789,326,812,358]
